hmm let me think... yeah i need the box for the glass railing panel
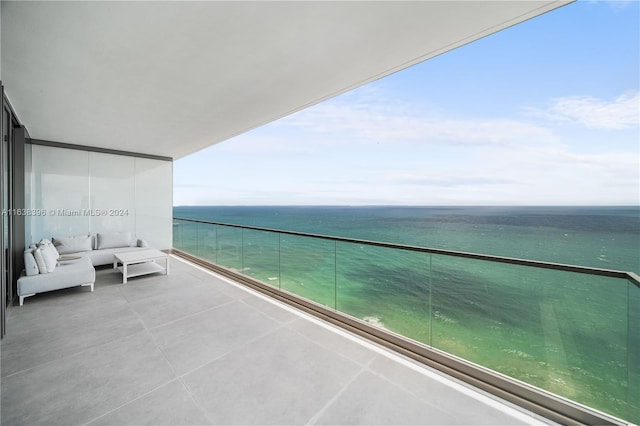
[336,242,431,345]
[216,224,243,272]
[280,234,335,309]
[173,219,199,254]
[431,253,630,421]
[172,220,183,250]
[629,280,640,422]
[242,229,280,287]
[196,222,217,263]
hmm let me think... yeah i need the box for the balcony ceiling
[1,1,569,159]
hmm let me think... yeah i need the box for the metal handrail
[173,216,640,287]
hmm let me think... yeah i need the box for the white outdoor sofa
[17,232,149,305]
[17,257,95,306]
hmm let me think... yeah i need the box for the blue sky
[174,0,639,206]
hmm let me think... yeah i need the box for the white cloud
[381,173,517,188]
[278,89,559,148]
[528,91,639,130]
[175,86,639,206]
[589,0,636,12]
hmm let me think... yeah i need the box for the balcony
[1,2,635,425]
[171,218,640,425]
[0,256,551,425]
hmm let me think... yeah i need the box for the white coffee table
[113,249,169,283]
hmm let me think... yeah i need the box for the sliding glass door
[1,86,8,337]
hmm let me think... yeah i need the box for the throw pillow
[38,239,60,260]
[33,248,49,274]
[52,235,92,254]
[41,247,57,273]
[96,232,131,249]
[38,238,60,259]
[24,250,39,276]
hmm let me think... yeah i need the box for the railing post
[428,252,432,348]
[334,240,337,311]
[629,281,640,421]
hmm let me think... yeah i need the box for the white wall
[27,144,172,250]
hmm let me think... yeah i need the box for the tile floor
[1,256,555,425]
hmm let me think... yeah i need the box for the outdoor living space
[0,255,553,426]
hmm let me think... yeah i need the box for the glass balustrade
[430,254,630,419]
[243,228,280,286]
[280,234,336,309]
[336,242,431,346]
[172,217,639,424]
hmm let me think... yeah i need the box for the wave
[362,315,386,329]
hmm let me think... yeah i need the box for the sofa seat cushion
[17,258,95,297]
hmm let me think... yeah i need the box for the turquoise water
[175,206,639,273]
[173,206,640,421]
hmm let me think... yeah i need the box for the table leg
[123,263,128,284]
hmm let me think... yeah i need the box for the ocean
[173,205,639,421]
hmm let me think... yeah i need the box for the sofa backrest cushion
[24,250,39,276]
[96,232,131,250]
[53,235,92,254]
